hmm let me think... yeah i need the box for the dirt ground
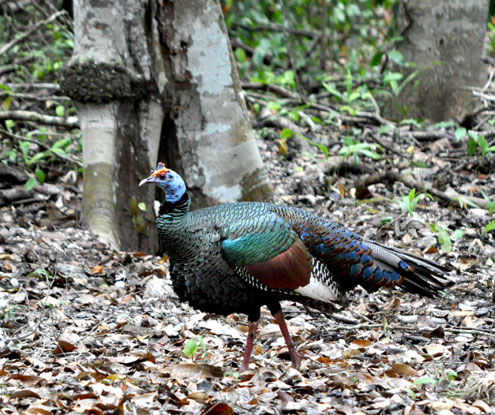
[1,131,494,414]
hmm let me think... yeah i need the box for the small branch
[355,170,490,210]
[407,130,455,142]
[243,83,301,100]
[0,55,35,76]
[0,91,72,102]
[7,83,60,90]
[0,110,79,128]
[232,21,319,38]
[0,10,66,57]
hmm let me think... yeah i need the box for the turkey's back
[158,200,350,318]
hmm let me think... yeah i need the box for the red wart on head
[152,162,171,178]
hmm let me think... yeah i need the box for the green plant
[414,376,437,386]
[467,133,495,156]
[0,304,20,319]
[483,219,495,236]
[297,132,329,158]
[383,69,418,97]
[487,21,495,56]
[0,84,12,110]
[481,190,495,215]
[452,196,479,210]
[397,188,432,215]
[430,224,464,253]
[338,136,381,165]
[183,335,207,361]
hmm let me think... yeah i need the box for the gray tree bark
[60,0,272,251]
[386,0,489,123]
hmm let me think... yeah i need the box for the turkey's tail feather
[366,240,450,297]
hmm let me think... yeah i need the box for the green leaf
[28,268,51,279]
[453,229,464,241]
[19,141,30,157]
[388,50,403,65]
[25,177,37,192]
[384,71,403,83]
[483,220,495,235]
[414,376,437,385]
[2,95,11,111]
[370,51,383,67]
[438,228,451,253]
[432,121,456,129]
[359,149,381,159]
[467,136,478,156]
[403,388,416,399]
[138,202,147,212]
[34,166,45,184]
[446,370,457,381]
[0,84,12,92]
[455,127,467,141]
[55,105,65,117]
[197,335,207,358]
[5,119,15,131]
[298,133,329,158]
[183,339,198,358]
[28,151,48,165]
[280,128,293,139]
[322,82,344,101]
[51,147,68,157]
[51,137,71,149]
[234,47,246,63]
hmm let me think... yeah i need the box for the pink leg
[273,310,303,370]
[240,321,258,371]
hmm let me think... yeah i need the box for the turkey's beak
[139,176,155,187]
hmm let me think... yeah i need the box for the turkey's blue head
[139,162,186,203]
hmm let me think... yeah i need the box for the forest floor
[1,123,495,414]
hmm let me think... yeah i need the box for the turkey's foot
[273,309,303,370]
[240,320,258,372]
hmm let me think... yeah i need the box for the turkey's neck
[158,191,190,217]
[157,192,190,253]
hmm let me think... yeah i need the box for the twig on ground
[354,170,490,211]
[0,110,79,128]
[243,83,301,100]
[232,21,320,38]
[0,91,72,102]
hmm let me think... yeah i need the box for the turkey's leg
[273,310,303,370]
[240,320,258,371]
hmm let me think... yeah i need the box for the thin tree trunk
[156,0,272,209]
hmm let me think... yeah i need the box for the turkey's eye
[159,174,166,180]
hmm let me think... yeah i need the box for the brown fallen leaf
[159,363,223,380]
[52,340,77,355]
[9,375,44,387]
[385,363,419,378]
[90,265,103,274]
[188,391,209,402]
[10,389,42,399]
[200,402,234,415]
[350,339,372,349]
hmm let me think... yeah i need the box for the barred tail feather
[366,240,450,297]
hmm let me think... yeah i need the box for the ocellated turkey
[140,163,449,371]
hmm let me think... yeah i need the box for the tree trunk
[60,0,272,251]
[386,0,489,123]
